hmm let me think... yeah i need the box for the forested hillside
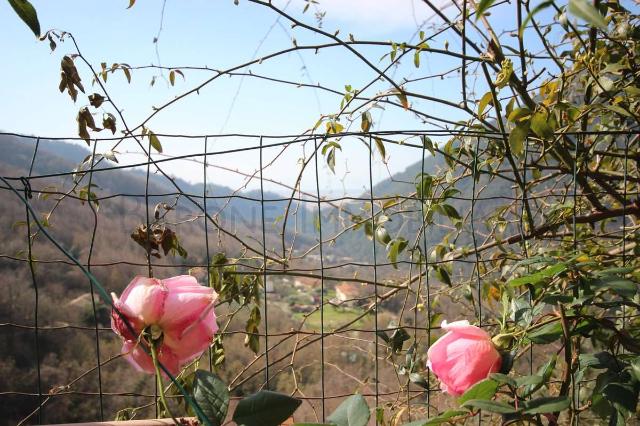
[0,134,273,423]
[0,132,477,424]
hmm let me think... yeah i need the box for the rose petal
[111,296,143,341]
[120,276,168,325]
[162,275,207,292]
[159,284,216,332]
[163,307,218,364]
[442,320,491,339]
[121,340,180,377]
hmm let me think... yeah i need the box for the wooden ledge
[44,419,196,426]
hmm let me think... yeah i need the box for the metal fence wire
[0,1,639,425]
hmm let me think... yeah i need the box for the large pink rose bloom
[111,275,218,376]
[426,320,501,396]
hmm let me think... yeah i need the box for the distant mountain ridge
[0,134,514,265]
[0,133,287,216]
[0,134,322,263]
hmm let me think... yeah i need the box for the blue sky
[1,0,507,194]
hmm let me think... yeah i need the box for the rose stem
[150,341,180,424]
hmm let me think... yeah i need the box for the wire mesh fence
[0,122,637,424]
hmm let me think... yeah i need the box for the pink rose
[111,275,218,376]
[426,320,502,396]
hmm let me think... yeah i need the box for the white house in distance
[334,282,363,305]
[294,276,318,291]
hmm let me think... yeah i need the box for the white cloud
[277,0,448,35]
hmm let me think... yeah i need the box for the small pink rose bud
[426,320,502,396]
[111,275,218,376]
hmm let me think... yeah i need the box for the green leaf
[423,411,467,424]
[8,0,40,37]
[416,174,433,199]
[375,226,391,245]
[458,379,499,405]
[441,188,460,200]
[193,370,230,426]
[321,140,342,154]
[422,136,436,156]
[327,394,370,426]
[387,238,408,268]
[508,263,568,286]
[327,147,336,173]
[579,352,618,370]
[489,373,516,387]
[434,267,451,286]
[604,104,632,118]
[527,321,563,344]
[631,358,640,382]
[477,91,494,116]
[475,0,497,19]
[594,267,637,276]
[148,131,163,153]
[523,356,556,397]
[522,396,570,414]
[568,0,607,29]
[509,120,530,157]
[232,390,301,426]
[374,137,386,160]
[414,50,420,68]
[573,318,598,337]
[494,60,513,90]
[507,107,531,122]
[462,399,518,414]
[325,121,344,134]
[591,277,637,298]
[363,220,374,240]
[515,375,543,388]
[602,382,638,414]
[434,203,461,221]
[530,111,554,139]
